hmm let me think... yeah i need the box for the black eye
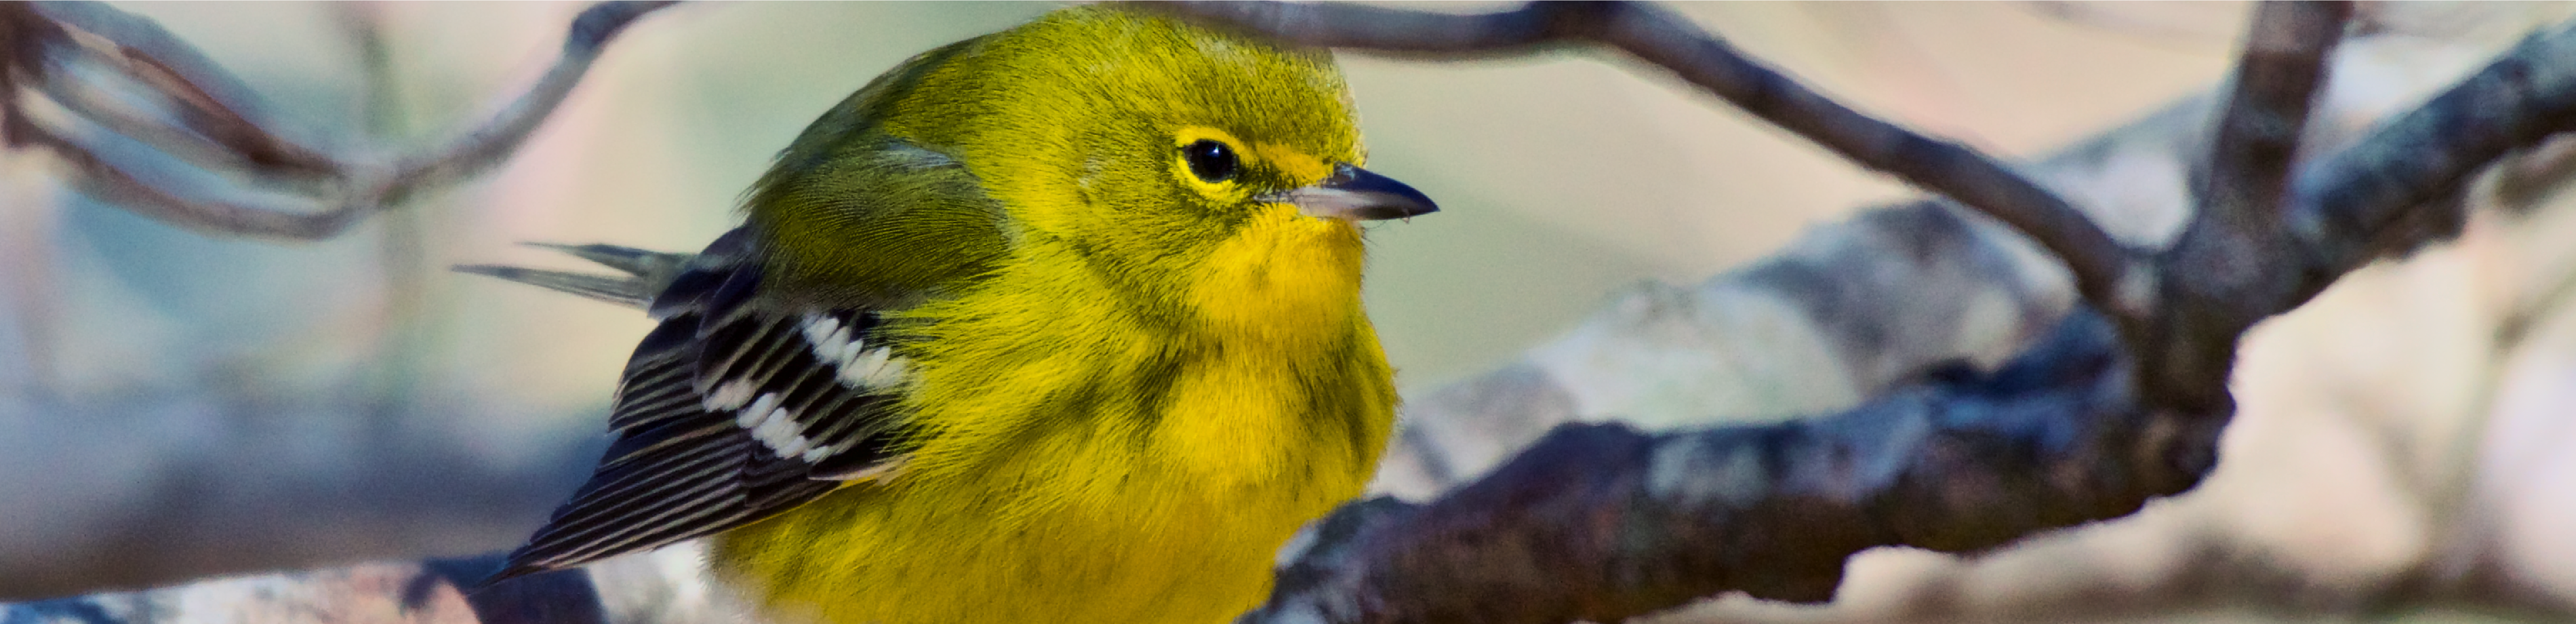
[1182,139,1239,183]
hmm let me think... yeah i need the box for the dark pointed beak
[1277,163,1439,222]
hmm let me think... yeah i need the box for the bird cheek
[1184,206,1365,344]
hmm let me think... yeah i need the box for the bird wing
[481,50,1008,580]
[486,227,918,583]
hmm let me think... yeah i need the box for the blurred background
[10,2,2576,623]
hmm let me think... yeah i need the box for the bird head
[879,7,1436,341]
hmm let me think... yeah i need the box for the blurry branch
[0,0,676,240]
[2288,15,2576,277]
[5,547,729,624]
[2139,0,2348,412]
[0,0,672,602]
[2203,2,2348,227]
[0,409,607,602]
[1260,311,2158,623]
[338,2,435,430]
[1169,2,2576,623]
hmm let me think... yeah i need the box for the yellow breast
[709,211,1395,624]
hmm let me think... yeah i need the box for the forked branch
[0,1,676,239]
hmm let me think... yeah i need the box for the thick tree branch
[2137,1,2350,411]
[2289,17,2576,278]
[0,1,675,240]
[1251,311,2204,624]
[1156,0,2151,320]
[1156,3,2576,623]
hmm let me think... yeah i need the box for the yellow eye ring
[1171,126,1253,198]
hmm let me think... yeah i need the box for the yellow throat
[708,7,1414,624]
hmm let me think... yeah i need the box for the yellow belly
[708,331,1394,624]
[713,463,1327,624]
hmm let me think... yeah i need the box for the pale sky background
[43,1,2255,416]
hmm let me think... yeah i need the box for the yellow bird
[471,5,1436,624]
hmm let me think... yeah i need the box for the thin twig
[26,1,338,174]
[1158,0,2152,320]
[3,1,679,240]
[377,0,677,203]
[8,107,357,237]
[31,64,294,182]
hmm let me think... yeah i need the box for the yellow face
[1165,123,1374,346]
[880,7,1386,334]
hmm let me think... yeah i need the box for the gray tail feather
[456,242,694,309]
[521,242,691,279]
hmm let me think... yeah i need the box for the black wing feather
[485,229,913,585]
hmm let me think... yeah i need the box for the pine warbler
[472,6,1436,624]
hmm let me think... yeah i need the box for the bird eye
[1182,139,1239,183]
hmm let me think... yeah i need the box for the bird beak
[1274,163,1439,222]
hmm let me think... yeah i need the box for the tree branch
[1149,3,2576,623]
[0,1,676,240]
[2205,1,2348,225]
[1155,0,2152,320]
[2289,14,2576,277]
[2136,0,2350,411]
[21,0,338,175]
[1253,310,2203,624]
[377,0,674,203]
